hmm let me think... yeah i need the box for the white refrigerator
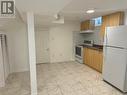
[103,25,127,93]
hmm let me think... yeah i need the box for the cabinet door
[92,50,103,72]
[100,12,124,37]
[84,48,92,66]
[81,20,90,31]
[109,12,124,26]
[81,20,95,31]
[84,48,103,73]
[92,50,99,70]
[81,21,85,31]
[89,49,94,67]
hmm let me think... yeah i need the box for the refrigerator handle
[103,45,107,73]
[104,28,108,46]
[106,29,108,45]
[103,29,107,71]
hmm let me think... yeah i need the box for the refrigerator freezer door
[105,26,127,48]
[103,46,127,92]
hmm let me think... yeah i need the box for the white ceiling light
[86,9,95,14]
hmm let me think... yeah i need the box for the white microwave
[75,45,83,63]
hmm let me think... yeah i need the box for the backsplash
[81,26,103,45]
[73,31,85,45]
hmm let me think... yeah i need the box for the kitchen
[75,11,127,93]
[75,12,124,71]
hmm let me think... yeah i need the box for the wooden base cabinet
[84,48,103,73]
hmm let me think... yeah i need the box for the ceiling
[1,0,127,29]
[62,0,127,21]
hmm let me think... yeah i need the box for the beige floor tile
[0,61,126,95]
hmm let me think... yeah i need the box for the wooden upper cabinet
[100,12,124,37]
[81,20,95,31]
[108,12,124,26]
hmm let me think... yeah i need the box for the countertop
[81,44,103,51]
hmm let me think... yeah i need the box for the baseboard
[50,60,75,64]
[10,68,29,74]
[36,62,50,65]
[31,92,37,95]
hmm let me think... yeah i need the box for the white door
[35,31,50,64]
[103,46,127,91]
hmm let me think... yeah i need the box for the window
[93,16,102,26]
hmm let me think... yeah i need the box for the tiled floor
[0,71,30,95]
[0,61,126,95]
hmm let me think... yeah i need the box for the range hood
[80,30,94,34]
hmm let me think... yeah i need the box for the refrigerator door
[103,46,127,92]
[104,26,127,48]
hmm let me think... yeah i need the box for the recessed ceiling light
[86,10,95,14]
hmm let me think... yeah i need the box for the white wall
[13,25,29,72]
[49,22,80,63]
[73,31,85,46]
[4,23,29,73]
